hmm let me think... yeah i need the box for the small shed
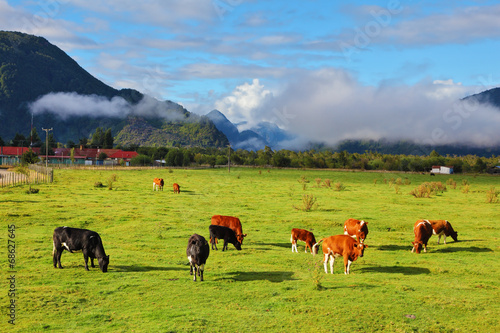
[431,165,454,174]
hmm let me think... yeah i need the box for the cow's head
[412,241,423,254]
[354,242,367,257]
[234,240,242,251]
[451,231,458,242]
[357,221,368,243]
[98,255,110,272]
[237,233,247,244]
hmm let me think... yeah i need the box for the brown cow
[290,228,317,254]
[173,183,180,194]
[313,235,367,274]
[343,218,369,243]
[428,220,458,244]
[153,178,164,191]
[211,215,247,244]
[412,220,434,253]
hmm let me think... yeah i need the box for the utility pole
[227,144,231,173]
[42,128,53,168]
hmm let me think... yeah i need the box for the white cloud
[214,69,500,147]
[214,79,274,129]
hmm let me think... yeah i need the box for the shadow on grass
[216,271,297,283]
[112,265,185,273]
[376,245,412,251]
[433,246,493,253]
[359,266,431,275]
[253,242,291,249]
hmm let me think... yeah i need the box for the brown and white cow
[411,220,434,253]
[313,235,367,274]
[211,215,247,244]
[428,220,458,244]
[153,178,164,191]
[343,218,369,243]
[290,228,317,254]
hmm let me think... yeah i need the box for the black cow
[186,234,210,281]
[53,227,110,272]
[209,225,242,251]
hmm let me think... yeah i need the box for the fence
[0,165,53,188]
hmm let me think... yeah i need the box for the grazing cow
[290,228,317,254]
[343,218,369,243]
[209,225,242,251]
[173,183,180,194]
[313,235,367,274]
[153,178,164,191]
[428,220,458,244]
[210,215,247,244]
[53,227,109,272]
[186,234,210,282]
[411,220,434,253]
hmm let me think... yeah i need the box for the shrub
[323,179,332,188]
[334,182,346,191]
[410,182,447,198]
[486,187,498,203]
[446,178,457,189]
[315,178,322,187]
[94,182,104,188]
[462,184,470,194]
[294,194,317,212]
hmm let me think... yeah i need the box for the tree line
[128,145,499,173]
[2,130,498,173]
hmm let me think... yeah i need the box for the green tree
[130,154,152,166]
[21,149,39,164]
[30,128,43,147]
[11,133,27,147]
[103,128,113,149]
[91,127,104,148]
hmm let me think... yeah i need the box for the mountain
[250,122,296,149]
[463,86,500,106]
[0,31,228,148]
[206,110,267,150]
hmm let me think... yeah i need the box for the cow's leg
[222,239,227,251]
[323,253,329,273]
[199,264,204,281]
[423,243,427,253]
[189,263,193,275]
[345,258,352,275]
[83,254,90,271]
[443,235,447,244]
[54,248,64,269]
[291,240,296,252]
[329,256,335,274]
[90,257,95,268]
[193,266,197,281]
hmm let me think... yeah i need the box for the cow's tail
[312,238,325,256]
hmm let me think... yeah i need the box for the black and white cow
[186,234,210,282]
[208,225,242,251]
[53,227,110,272]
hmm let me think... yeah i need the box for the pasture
[1,167,499,332]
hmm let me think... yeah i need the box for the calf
[411,220,434,253]
[343,218,369,243]
[53,227,109,272]
[186,234,210,282]
[429,220,458,244]
[313,235,367,274]
[290,228,317,254]
[209,225,242,251]
[173,183,180,194]
[153,178,164,191]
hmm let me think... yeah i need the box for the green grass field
[1,167,499,332]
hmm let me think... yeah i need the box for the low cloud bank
[214,69,500,148]
[29,92,185,121]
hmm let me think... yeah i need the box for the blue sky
[2,0,500,146]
